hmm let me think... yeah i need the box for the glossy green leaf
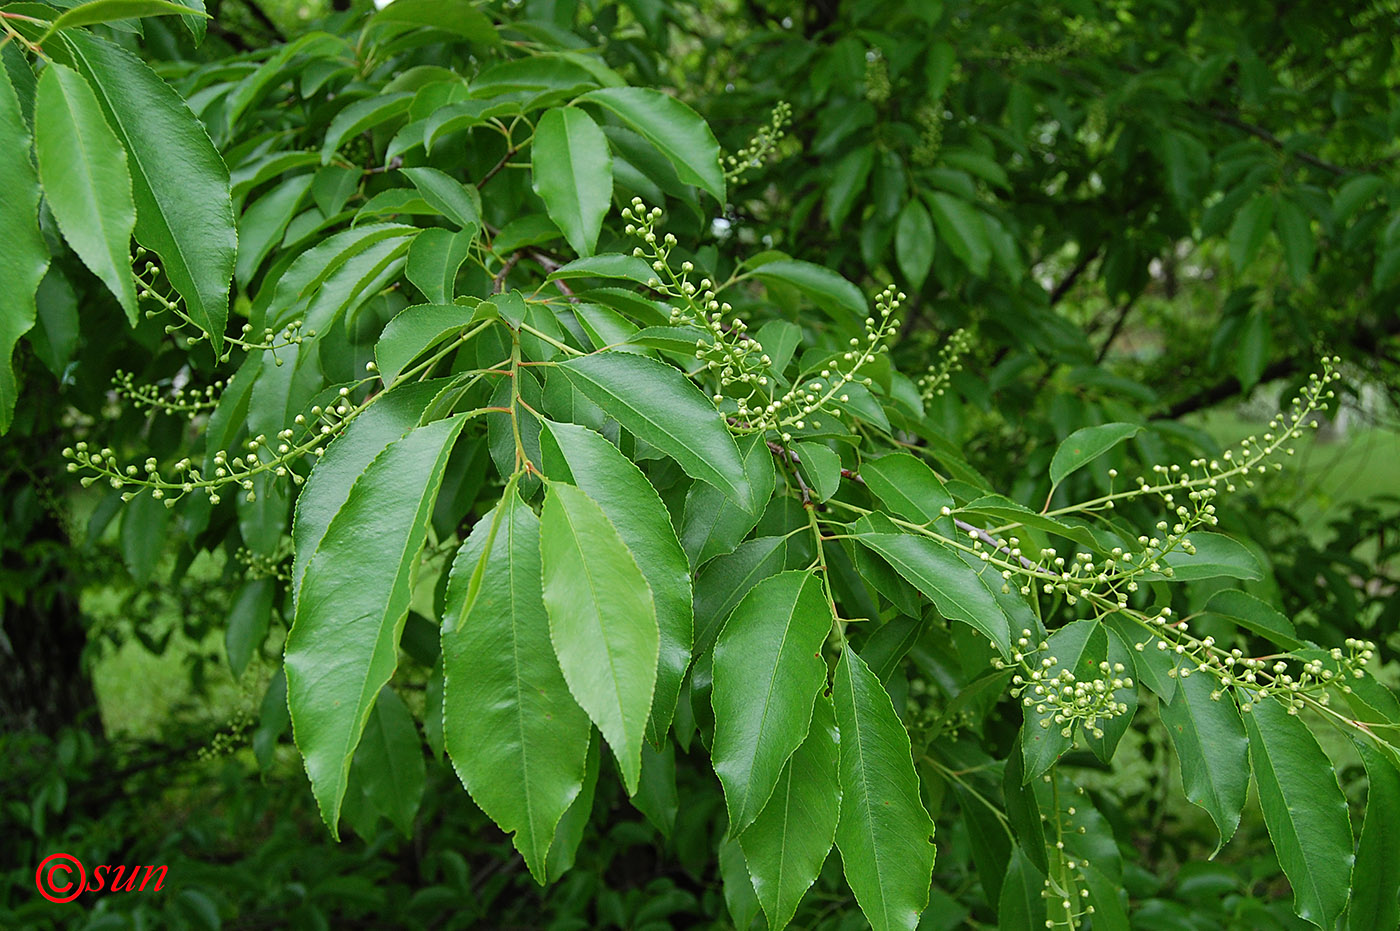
[1048,422,1141,486]
[1084,626,1138,764]
[558,352,751,509]
[374,303,473,386]
[1243,696,1352,928]
[580,87,724,203]
[0,64,47,435]
[400,166,480,231]
[442,489,590,883]
[632,741,678,836]
[1204,589,1303,650]
[547,252,655,284]
[1228,194,1275,269]
[34,62,138,322]
[855,532,1012,658]
[1348,738,1400,931]
[954,781,1011,906]
[1145,531,1262,581]
[352,686,425,837]
[532,107,612,257]
[545,730,599,882]
[748,259,866,322]
[894,198,934,291]
[235,174,314,289]
[405,226,475,304]
[720,834,762,930]
[794,441,841,502]
[861,452,952,524]
[539,420,692,745]
[540,481,659,795]
[285,414,467,837]
[738,692,840,930]
[833,648,936,931]
[366,0,498,43]
[681,432,775,568]
[693,535,801,656]
[924,191,990,277]
[712,571,832,835]
[997,846,1047,931]
[1021,619,1108,779]
[319,93,413,164]
[1159,669,1249,854]
[65,33,235,352]
[226,578,273,679]
[43,0,202,33]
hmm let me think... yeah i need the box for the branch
[1205,108,1350,177]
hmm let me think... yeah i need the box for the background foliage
[2,0,1399,929]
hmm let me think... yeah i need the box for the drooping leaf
[1242,695,1353,928]
[738,692,841,931]
[539,420,692,744]
[65,32,236,352]
[539,481,659,795]
[1159,670,1249,855]
[580,87,724,203]
[856,532,1012,658]
[532,107,612,257]
[1347,738,1400,931]
[33,62,138,322]
[693,534,802,656]
[545,730,599,882]
[226,578,273,679]
[1274,198,1315,286]
[1228,193,1275,269]
[712,571,832,835]
[681,432,775,568]
[924,191,990,277]
[720,834,762,931]
[833,648,936,931]
[235,174,314,289]
[996,846,1047,931]
[0,64,47,434]
[558,352,751,508]
[632,740,679,837]
[285,414,468,837]
[1048,422,1141,486]
[894,198,934,291]
[351,686,425,837]
[442,489,591,884]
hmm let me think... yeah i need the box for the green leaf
[1084,626,1138,764]
[532,107,612,257]
[794,441,841,502]
[540,481,659,795]
[34,62,137,322]
[235,174,314,289]
[720,834,762,930]
[924,191,990,277]
[1145,531,1262,581]
[826,145,873,228]
[1242,696,1353,928]
[738,692,840,930]
[45,0,204,36]
[1020,620,1109,778]
[405,226,475,304]
[319,93,413,164]
[894,198,934,291]
[681,432,775,568]
[0,63,47,435]
[547,253,656,285]
[632,741,678,836]
[1275,198,1314,286]
[400,166,480,231]
[1204,589,1303,650]
[539,420,692,745]
[833,648,936,931]
[226,578,273,679]
[352,686,425,837]
[558,352,751,509]
[693,535,801,655]
[1334,173,1383,224]
[712,571,832,835]
[997,846,1047,931]
[64,33,235,352]
[1048,422,1141,486]
[855,532,1012,658]
[1348,738,1400,931]
[748,259,866,322]
[545,730,599,882]
[1159,670,1249,854]
[120,488,170,585]
[861,452,952,524]
[366,0,498,43]
[1228,194,1275,269]
[580,87,724,203]
[1235,312,1270,391]
[442,489,591,883]
[285,414,467,837]
[375,303,473,386]
[290,380,446,603]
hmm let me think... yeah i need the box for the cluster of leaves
[3,1,1400,929]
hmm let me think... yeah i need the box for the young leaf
[352,686,425,837]
[580,87,724,203]
[1048,422,1141,486]
[861,452,952,523]
[33,63,138,322]
[0,64,47,435]
[738,692,840,931]
[1348,739,1400,931]
[539,420,692,745]
[1242,696,1353,928]
[540,481,659,795]
[558,352,751,509]
[64,33,236,352]
[532,107,612,257]
[833,648,936,931]
[442,490,591,884]
[856,532,1012,658]
[1159,671,1249,855]
[894,198,934,291]
[285,414,467,837]
[712,571,832,836]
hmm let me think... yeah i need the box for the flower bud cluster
[724,101,792,184]
[1000,630,1132,740]
[911,101,945,167]
[112,369,223,415]
[235,542,293,582]
[917,327,972,401]
[864,50,891,105]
